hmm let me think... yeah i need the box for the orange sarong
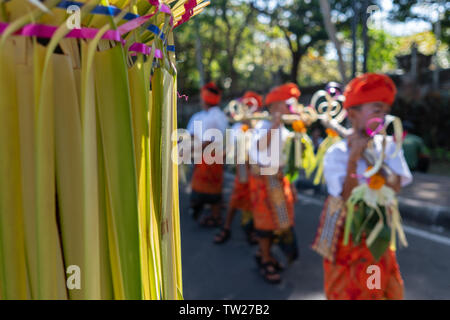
[249,172,295,232]
[229,165,251,212]
[229,177,251,212]
[191,161,224,195]
[323,235,404,300]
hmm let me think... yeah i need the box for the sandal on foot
[199,215,222,228]
[254,252,262,267]
[190,207,202,221]
[259,262,281,284]
[255,253,283,272]
[271,259,285,272]
[246,231,258,245]
[214,228,231,244]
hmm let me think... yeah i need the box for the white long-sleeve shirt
[186,106,229,142]
[323,135,413,197]
[248,120,293,173]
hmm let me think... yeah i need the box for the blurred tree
[175,0,449,98]
[176,0,258,95]
[389,0,449,45]
[367,28,400,73]
[298,48,341,86]
[397,31,439,55]
[258,0,329,84]
[319,0,348,83]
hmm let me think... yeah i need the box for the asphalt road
[179,174,450,300]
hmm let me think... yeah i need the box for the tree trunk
[319,0,348,83]
[362,0,369,73]
[290,51,301,84]
[352,1,358,78]
[228,54,239,95]
[194,20,205,87]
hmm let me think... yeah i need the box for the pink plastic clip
[365,117,384,137]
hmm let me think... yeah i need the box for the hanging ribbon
[118,13,157,35]
[55,0,175,49]
[0,0,179,56]
[0,22,124,43]
[57,0,139,21]
[176,0,197,27]
[129,42,163,59]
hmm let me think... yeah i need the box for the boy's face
[348,101,390,134]
[201,100,211,110]
[268,101,290,115]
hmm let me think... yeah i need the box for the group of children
[185,73,413,299]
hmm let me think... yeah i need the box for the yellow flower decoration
[368,174,385,190]
[326,128,339,138]
[292,120,306,133]
[365,166,385,190]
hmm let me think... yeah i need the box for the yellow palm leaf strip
[128,54,152,299]
[34,40,68,300]
[171,73,184,300]
[166,29,183,299]
[81,20,129,301]
[147,89,163,300]
[0,242,3,299]
[96,126,123,299]
[58,39,82,94]
[53,52,91,300]
[94,44,142,300]
[0,0,61,46]
[0,38,29,300]
[136,55,161,300]
[80,27,117,299]
[149,67,165,297]
[39,16,104,300]
[14,36,40,300]
[159,68,178,299]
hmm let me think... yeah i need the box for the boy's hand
[348,132,369,163]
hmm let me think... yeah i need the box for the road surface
[179,174,450,300]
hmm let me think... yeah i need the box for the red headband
[343,73,397,109]
[201,82,221,106]
[265,83,301,106]
[242,91,263,108]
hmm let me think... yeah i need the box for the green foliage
[174,0,447,97]
[298,49,342,86]
[265,0,329,82]
[367,28,400,73]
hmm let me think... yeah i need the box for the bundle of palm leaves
[0,0,208,300]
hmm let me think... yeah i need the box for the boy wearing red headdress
[187,82,229,226]
[311,73,412,299]
[214,91,263,245]
[248,83,300,284]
